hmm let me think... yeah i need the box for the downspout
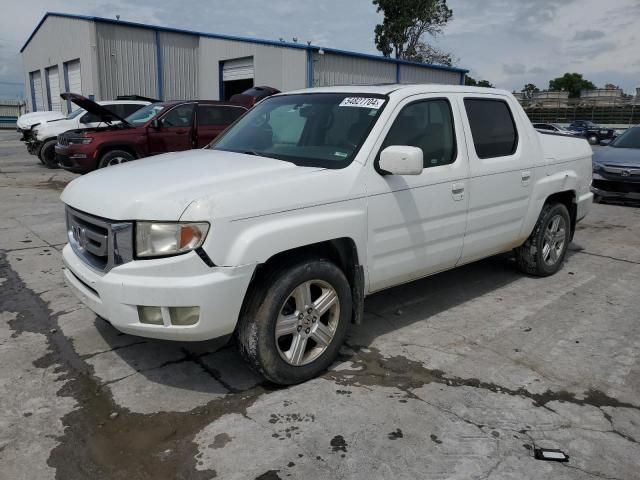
[306,48,313,88]
[396,62,400,84]
[155,30,164,100]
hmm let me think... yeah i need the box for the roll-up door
[222,57,254,81]
[66,60,82,94]
[30,71,44,112]
[46,66,62,111]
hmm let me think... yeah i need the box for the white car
[17,110,66,131]
[22,95,151,168]
[60,85,593,384]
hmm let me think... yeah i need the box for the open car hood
[60,93,131,126]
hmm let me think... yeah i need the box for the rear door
[147,103,195,155]
[457,95,533,264]
[195,104,245,147]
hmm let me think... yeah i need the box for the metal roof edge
[21,12,468,75]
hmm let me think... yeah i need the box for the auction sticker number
[339,97,385,109]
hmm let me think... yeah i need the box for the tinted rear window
[464,99,518,158]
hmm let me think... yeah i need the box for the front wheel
[39,139,59,168]
[237,259,352,385]
[515,203,571,277]
[98,150,135,168]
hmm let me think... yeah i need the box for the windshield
[610,128,640,149]
[210,93,387,168]
[125,104,166,125]
[66,108,84,120]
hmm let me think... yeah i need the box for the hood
[60,149,330,220]
[61,93,130,125]
[593,146,640,166]
[17,111,65,129]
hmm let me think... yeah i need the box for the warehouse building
[21,12,468,113]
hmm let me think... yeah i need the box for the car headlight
[68,137,93,144]
[136,222,209,258]
[592,162,603,172]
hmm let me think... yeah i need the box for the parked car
[568,120,616,145]
[532,123,581,136]
[28,95,151,168]
[591,125,640,202]
[60,85,592,384]
[17,110,66,134]
[56,96,247,173]
[229,86,280,108]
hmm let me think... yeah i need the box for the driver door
[365,95,470,292]
[147,103,195,155]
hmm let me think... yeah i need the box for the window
[126,104,166,125]
[211,93,386,168]
[382,99,456,168]
[197,105,245,126]
[464,99,518,159]
[115,103,146,118]
[160,104,194,127]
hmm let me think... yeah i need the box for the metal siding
[46,66,62,111]
[399,64,460,85]
[159,31,199,100]
[95,23,158,99]
[199,38,307,99]
[312,52,396,87]
[21,16,95,113]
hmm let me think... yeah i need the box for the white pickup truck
[60,85,592,384]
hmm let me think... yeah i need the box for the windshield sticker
[339,97,385,109]
[333,151,348,158]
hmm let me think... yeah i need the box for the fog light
[138,306,163,325]
[169,306,199,326]
[69,154,87,159]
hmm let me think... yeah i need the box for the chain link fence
[520,97,640,127]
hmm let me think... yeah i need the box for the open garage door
[46,66,62,112]
[64,59,82,113]
[30,70,44,112]
[222,57,254,101]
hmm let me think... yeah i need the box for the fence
[0,100,27,129]
[520,97,640,127]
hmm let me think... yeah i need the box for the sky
[1,0,639,99]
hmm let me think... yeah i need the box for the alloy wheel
[542,214,566,266]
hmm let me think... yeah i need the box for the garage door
[223,57,254,81]
[47,66,62,112]
[30,70,44,112]
[66,59,82,94]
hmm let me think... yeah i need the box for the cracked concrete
[1,130,639,479]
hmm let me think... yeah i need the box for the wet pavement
[1,130,639,479]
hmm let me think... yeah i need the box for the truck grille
[66,207,134,272]
[57,133,70,146]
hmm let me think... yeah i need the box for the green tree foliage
[373,0,453,61]
[548,73,596,98]
[521,83,540,99]
[465,75,494,88]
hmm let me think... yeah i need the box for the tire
[237,259,352,385]
[38,139,59,168]
[515,203,571,277]
[98,150,135,168]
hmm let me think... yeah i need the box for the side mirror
[150,119,160,130]
[379,145,423,175]
[599,139,611,146]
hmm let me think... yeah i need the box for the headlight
[136,222,209,258]
[68,137,93,144]
[592,162,603,172]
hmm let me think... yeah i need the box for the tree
[548,73,596,98]
[465,75,494,88]
[412,43,457,66]
[373,0,453,61]
[521,83,539,99]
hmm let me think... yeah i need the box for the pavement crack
[80,340,148,360]
[571,248,640,265]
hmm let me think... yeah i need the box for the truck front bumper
[62,244,256,341]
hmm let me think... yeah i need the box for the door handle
[451,182,465,201]
[521,170,531,186]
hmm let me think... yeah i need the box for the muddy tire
[39,139,59,169]
[515,203,571,277]
[237,259,352,385]
[98,150,135,168]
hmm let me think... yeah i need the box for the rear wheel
[39,139,59,168]
[98,150,135,168]
[515,203,570,277]
[237,259,352,385]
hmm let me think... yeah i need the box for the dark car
[229,86,280,108]
[568,120,616,145]
[591,125,640,203]
[56,94,247,173]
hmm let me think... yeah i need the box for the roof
[284,84,511,96]
[21,12,468,75]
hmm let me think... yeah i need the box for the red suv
[56,95,247,173]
